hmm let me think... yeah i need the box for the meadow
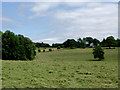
[2,48,118,88]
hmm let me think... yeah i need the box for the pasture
[2,48,118,88]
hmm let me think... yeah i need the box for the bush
[49,49,52,51]
[57,46,61,49]
[2,30,36,60]
[93,46,104,61]
[70,47,76,49]
[38,49,41,52]
[43,50,45,52]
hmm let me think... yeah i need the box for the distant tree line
[34,42,50,48]
[1,30,120,60]
[1,30,36,60]
[35,36,120,49]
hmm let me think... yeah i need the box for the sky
[2,1,118,45]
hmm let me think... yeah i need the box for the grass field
[2,48,118,88]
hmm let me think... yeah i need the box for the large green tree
[93,46,104,60]
[93,38,100,46]
[106,36,116,49]
[0,31,3,59]
[77,38,86,48]
[116,39,120,47]
[2,30,36,60]
[83,37,93,47]
[63,39,77,48]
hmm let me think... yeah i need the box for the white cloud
[21,2,118,44]
[2,17,15,23]
[28,2,59,18]
[2,16,24,24]
[3,0,119,2]
[49,2,118,40]
[33,37,63,45]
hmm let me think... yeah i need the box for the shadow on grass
[87,59,102,61]
[105,47,115,49]
[2,59,33,61]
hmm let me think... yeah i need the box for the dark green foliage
[2,30,36,60]
[52,43,64,48]
[0,31,3,59]
[83,37,93,47]
[93,38,100,46]
[116,39,120,47]
[77,38,86,48]
[49,49,52,51]
[43,50,45,52]
[34,42,50,48]
[38,49,41,52]
[101,38,106,47]
[106,36,116,49]
[70,47,76,49]
[101,36,117,48]
[93,46,104,60]
[63,39,77,48]
[57,46,61,49]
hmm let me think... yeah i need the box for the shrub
[70,47,76,49]
[2,30,36,60]
[38,49,41,52]
[43,50,45,52]
[57,46,61,49]
[49,49,52,51]
[93,46,104,61]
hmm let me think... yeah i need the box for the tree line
[35,36,120,49]
[1,30,120,60]
[1,30,36,60]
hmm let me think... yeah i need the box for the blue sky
[2,2,118,45]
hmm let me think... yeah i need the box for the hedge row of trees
[35,42,50,48]
[1,30,36,60]
[35,36,120,49]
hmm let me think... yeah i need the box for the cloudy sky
[2,1,118,45]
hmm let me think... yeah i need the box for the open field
[2,48,118,88]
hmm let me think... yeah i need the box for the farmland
[2,48,118,88]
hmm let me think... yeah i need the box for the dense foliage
[34,36,120,49]
[34,42,50,48]
[52,43,64,48]
[2,30,36,60]
[0,31,2,59]
[63,39,78,48]
[93,46,104,60]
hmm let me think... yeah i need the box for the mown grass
[2,48,118,88]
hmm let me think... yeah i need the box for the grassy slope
[2,48,118,88]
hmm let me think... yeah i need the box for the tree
[83,37,93,47]
[52,43,64,48]
[77,38,86,48]
[2,30,21,60]
[106,36,116,49]
[34,42,50,48]
[2,30,36,60]
[101,38,107,47]
[0,31,3,59]
[93,46,104,61]
[24,37,36,60]
[117,39,120,47]
[63,39,77,48]
[93,38,100,46]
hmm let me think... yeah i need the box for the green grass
[2,48,118,88]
